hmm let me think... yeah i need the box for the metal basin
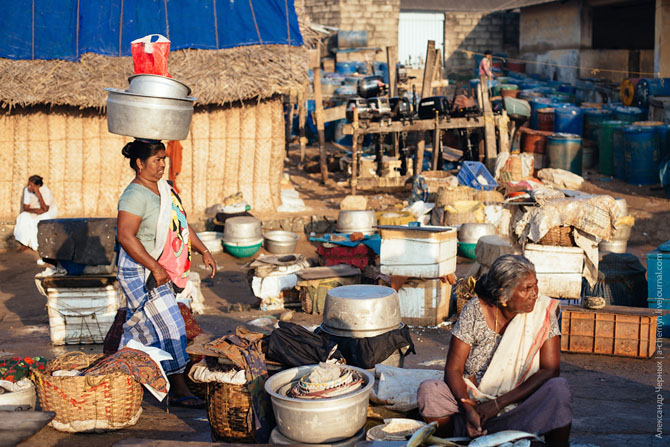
[336,210,377,235]
[264,365,374,444]
[322,285,401,338]
[458,223,497,244]
[270,427,365,446]
[106,88,196,140]
[196,231,223,254]
[264,231,298,254]
[600,239,628,253]
[128,74,192,98]
[223,216,262,244]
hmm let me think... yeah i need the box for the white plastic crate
[524,244,585,299]
[397,279,452,326]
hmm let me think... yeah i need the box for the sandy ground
[1,145,669,446]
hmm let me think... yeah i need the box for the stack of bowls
[457,223,497,259]
[223,216,262,257]
[335,210,377,235]
[106,74,197,140]
[264,364,373,444]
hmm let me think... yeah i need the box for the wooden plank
[415,136,425,176]
[342,117,485,135]
[298,88,307,166]
[308,49,320,69]
[323,104,347,123]
[312,47,329,184]
[297,264,362,280]
[481,75,498,171]
[386,46,398,97]
[351,108,359,194]
[420,41,436,99]
[496,111,510,154]
[431,124,440,171]
[562,305,666,316]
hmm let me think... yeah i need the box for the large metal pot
[336,210,377,235]
[106,88,196,140]
[458,223,497,244]
[322,285,401,338]
[128,74,192,98]
[264,231,298,254]
[264,365,374,444]
[223,216,262,244]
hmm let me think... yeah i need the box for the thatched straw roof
[0,45,308,109]
[0,0,318,110]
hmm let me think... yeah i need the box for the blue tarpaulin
[0,0,303,61]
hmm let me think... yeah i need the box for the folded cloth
[0,356,47,382]
[84,347,168,400]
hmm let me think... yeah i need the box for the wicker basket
[207,381,255,442]
[32,353,143,433]
[538,226,575,247]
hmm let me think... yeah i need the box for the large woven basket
[538,226,575,247]
[207,381,255,442]
[32,353,143,433]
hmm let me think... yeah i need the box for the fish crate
[560,305,658,358]
[397,279,452,327]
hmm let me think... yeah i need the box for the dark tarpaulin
[0,0,303,61]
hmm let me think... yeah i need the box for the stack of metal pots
[106,74,197,140]
[600,198,632,254]
[222,216,263,258]
[320,285,405,367]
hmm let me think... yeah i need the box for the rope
[163,0,170,40]
[118,0,124,56]
[75,0,80,59]
[248,0,263,44]
[284,0,291,46]
[213,0,219,49]
[456,49,662,78]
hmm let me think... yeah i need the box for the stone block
[340,195,368,211]
[37,218,117,265]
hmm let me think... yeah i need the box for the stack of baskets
[538,226,575,246]
[32,352,143,433]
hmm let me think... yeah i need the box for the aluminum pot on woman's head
[336,210,377,235]
[106,88,196,140]
[322,285,401,338]
[264,364,374,444]
[128,74,192,98]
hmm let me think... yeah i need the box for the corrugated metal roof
[399,0,557,13]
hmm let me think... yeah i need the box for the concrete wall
[520,1,587,53]
[305,0,400,60]
[443,11,519,77]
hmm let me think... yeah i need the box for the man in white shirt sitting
[13,175,58,252]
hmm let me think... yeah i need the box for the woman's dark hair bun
[121,143,133,159]
[121,140,165,172]
[474,273,490,298]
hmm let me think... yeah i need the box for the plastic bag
[131,34,171,76]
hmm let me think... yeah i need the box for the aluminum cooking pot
[322,285,401,338]
[106,88,196,141]
[128,74,192,98]
[264,364,373,444]
[336,210,377,235]
[223,216,262,243]
[263,230,298,255]
[458,223,497,244]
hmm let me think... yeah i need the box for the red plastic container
[131,34,171,76]
[317,244,372,270]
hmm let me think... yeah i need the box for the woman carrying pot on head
[117,139,216,408]
[417,255,572,447]
[14,175,58,252]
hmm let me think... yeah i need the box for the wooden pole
[481,75,498,171]
[284,92,294,157]
[386,46,398,97]
[431,115,440,171]
[351,108,359,195]
[421,41,436,99]
[312,45,329,183]
[415,135,425,177]
[298,88,307,166]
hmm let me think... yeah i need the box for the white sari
[464,295,559,413]
[13,186,58,250]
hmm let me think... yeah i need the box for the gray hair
[474,254,536,305]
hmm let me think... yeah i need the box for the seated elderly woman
[417,254,572,447]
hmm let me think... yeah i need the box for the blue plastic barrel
[624,125,661,185]
[612,126,627,180]
[583,109,614,141]
[537,87,556,95]
[530,98,553,130]
[547,133,583,175]
[337,30,368,49]
[613,106,645,123]
[554,106,584,135]
[335,62,358,75]
[558,83,576,95]
[656,124,670,160]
